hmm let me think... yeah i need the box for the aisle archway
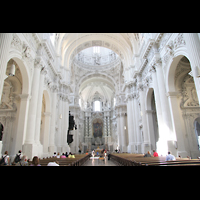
[0,56,30,158]
[167,55,200,158]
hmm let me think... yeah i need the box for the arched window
[94,101,101,112]
[113,98,116,107]
[93,46,100,54]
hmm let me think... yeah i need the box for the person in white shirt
[47,161,59,166]
[53,152,57,157]
[2,151,10,165]
[57,152,60,158]
[165,151,176,161]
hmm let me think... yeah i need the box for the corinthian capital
[51,84,59,93]
[154,57,162,67]
[138,83,143,91]
[34,57,44,69]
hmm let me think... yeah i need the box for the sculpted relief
[181,75,199,108]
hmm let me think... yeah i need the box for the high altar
[84,110,112,152]
[95,146,103,154]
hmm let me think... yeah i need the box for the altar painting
[93,122,103,138]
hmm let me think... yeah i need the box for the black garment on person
[14,154,21,163]
[144,153,151,157]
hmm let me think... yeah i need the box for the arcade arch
[58,33,135,72]
[167,55,200,158]
[0,57,30,159]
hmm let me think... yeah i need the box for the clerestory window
[94,100,101,111]
[93,46,100,54]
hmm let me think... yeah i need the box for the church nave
[1,33,200,163]
[82,156,118,166]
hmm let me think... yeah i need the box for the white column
[57,95,63,152]
[23,58,43,159]
[127,95,134,153]
[155,60,175,155]
[138,83,150,152]
[0,33,12,103]
[25,60,43,144]
[49,88,58,155]
[167,92,188,157]
[155,60,174,139]
[184,33,200,104]
[88,113,92,138]
[146,110,156,150]
[104,115,107,136]
[85,114,88,137]
[133,92,140,152]
[13,94,30,153]
[120,113,127,152]
[34,68,46,145]
[150,66,167,156]
[117,113,121,150]
[61,95,65,152]
[42,112,51,157]
[107,115,111,136]
[131,93,137,152]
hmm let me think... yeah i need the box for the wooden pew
[28,154,90,166]
[110,153,200,166]
[110,154,135,166]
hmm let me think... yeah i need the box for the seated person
[68,152,75,158]
[71,154,75,158]
[53,152,57,157]
[165,151,176,161]
[60,153,66,158]
[144,151,152,157]
[153,150,158,157]
[47,161,59,166]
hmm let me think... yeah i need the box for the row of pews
[110,153,200,166]
[29,154,90,166]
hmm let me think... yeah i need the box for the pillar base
[156,139,168,156]
[177,151,189,158]
[122,145,127,153]
[167,140,177,157]
[142,142,151,154]
[127,143,136,153]
[48,145,57,157]
[23,143,43,160]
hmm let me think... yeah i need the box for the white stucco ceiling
[56,33,137,104]
[79,76,115,103]
[57,33,137,70]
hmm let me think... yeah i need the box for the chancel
[0,33,200,164]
